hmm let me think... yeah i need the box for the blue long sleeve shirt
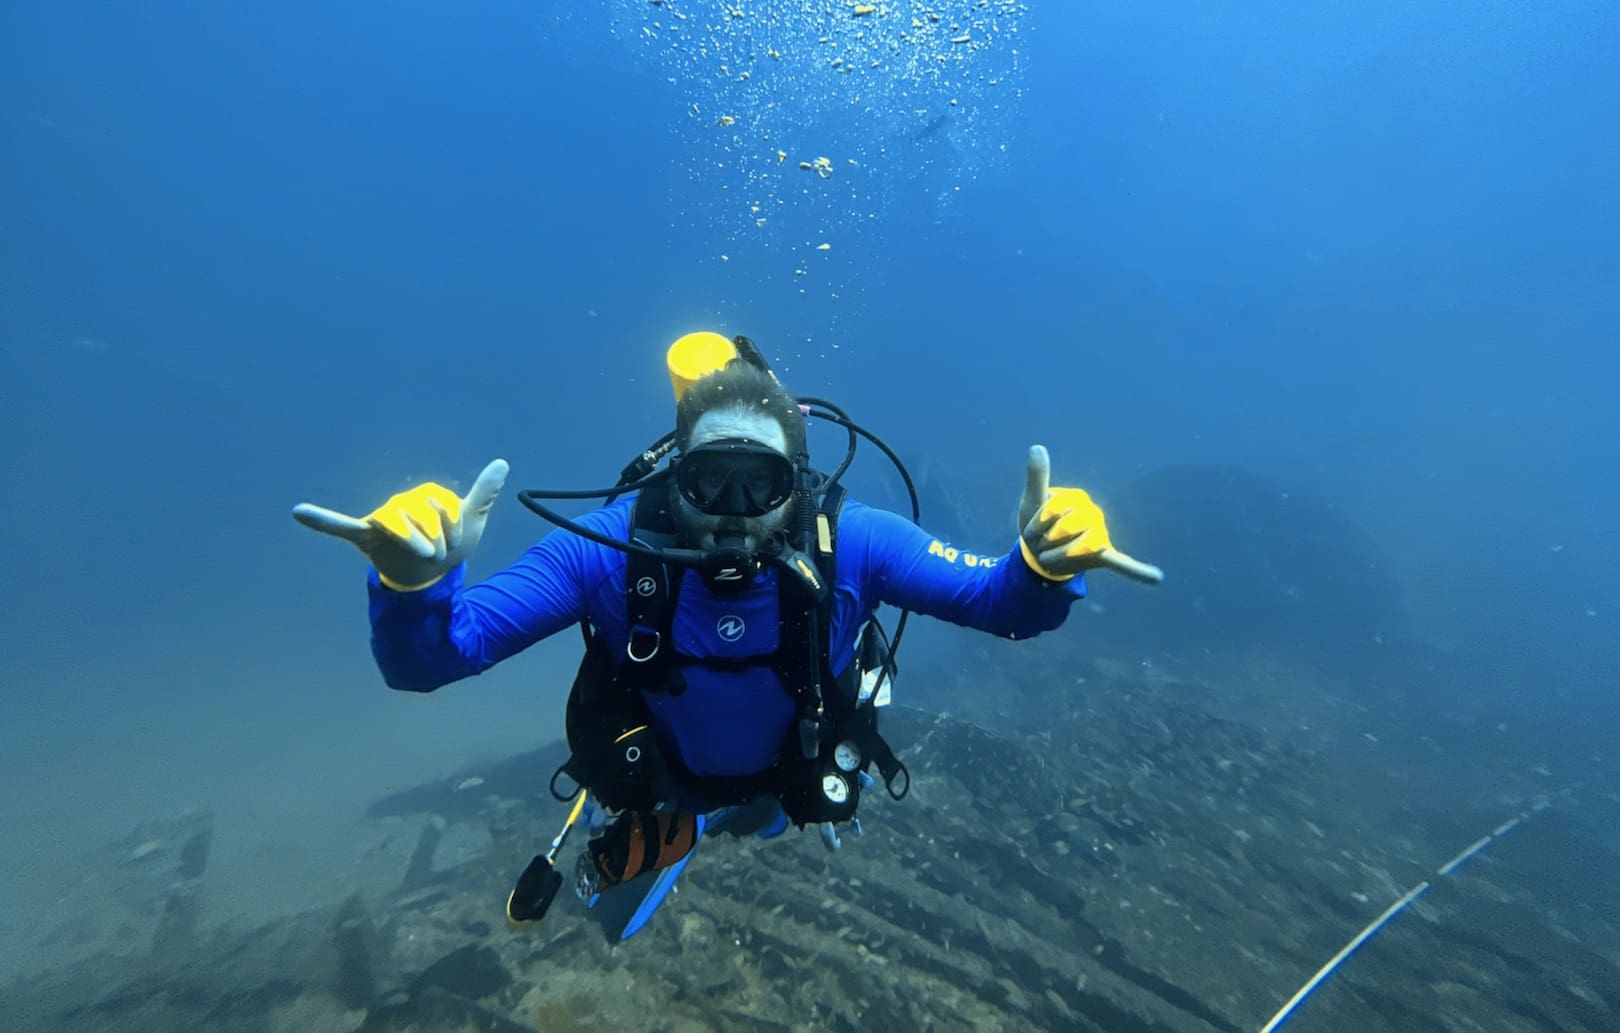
[368,497,1083,777]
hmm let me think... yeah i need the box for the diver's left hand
[1017,445,1164,584]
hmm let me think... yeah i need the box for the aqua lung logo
[717,616,746,642]
[635,576,657,597]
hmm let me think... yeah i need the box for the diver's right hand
[293,459,510,591]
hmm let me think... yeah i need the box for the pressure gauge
[821,773,849,805]
[834,740,862,772]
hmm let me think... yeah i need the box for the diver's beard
[672,490,791,553]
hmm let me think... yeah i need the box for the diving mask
[674,438,796,517]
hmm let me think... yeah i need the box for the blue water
[2,0,1616,984]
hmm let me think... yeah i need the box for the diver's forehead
[690,409,787,453]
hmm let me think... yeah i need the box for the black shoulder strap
[817,480,847,588]
[776,482,848,756]
[624,490,682,672]
[813,479,847,691]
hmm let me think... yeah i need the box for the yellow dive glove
[293,459,510,590]
[1017,445,1163,584]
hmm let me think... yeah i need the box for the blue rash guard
[368,496,1084,779]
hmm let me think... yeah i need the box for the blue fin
[619,812,706,940]
[755,803,790,840]
[705,797,787,839]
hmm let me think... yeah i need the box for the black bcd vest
[552,483,909,828]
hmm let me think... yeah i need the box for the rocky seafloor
[4,648,1616,1033]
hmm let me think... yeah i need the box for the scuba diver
[292,332,1162,939]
